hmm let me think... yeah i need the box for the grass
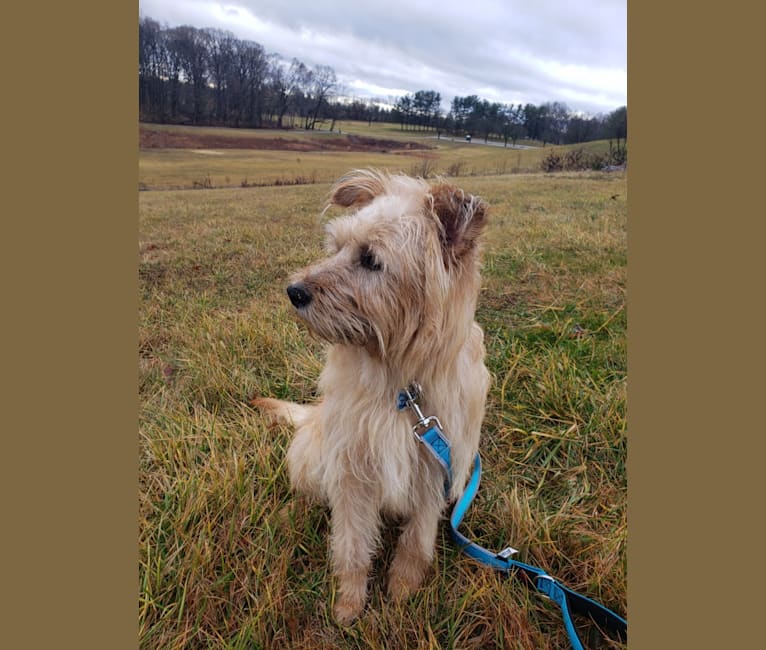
[139,121,617,191]
[139,137,627,649]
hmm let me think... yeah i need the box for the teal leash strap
[449,454,627,649]
[398,386,627,648]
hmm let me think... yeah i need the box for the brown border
[629,4,761,648]
[5,4,137,648]
[7,2,757,647]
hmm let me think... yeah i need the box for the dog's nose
[286,282,312,308]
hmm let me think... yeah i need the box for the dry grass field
[139,122,627,649]
[139,122,615,191]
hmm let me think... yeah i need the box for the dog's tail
[251,397,315,428]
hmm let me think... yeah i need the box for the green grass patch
[140,165,627,649]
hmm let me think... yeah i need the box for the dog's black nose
[286,282,312,308]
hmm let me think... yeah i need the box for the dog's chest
[320,396,419,511]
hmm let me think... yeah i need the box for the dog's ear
[329,169,387,208]
[429,182,488,261]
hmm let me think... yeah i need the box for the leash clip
[398,383,452,487]
[399,383,443,437]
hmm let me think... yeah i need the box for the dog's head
[285,169,488,365]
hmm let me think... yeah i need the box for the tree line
[139,16,626,147]
[395,94,626,147]
[139,17,341,129]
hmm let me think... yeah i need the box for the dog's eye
[359,246,383,271]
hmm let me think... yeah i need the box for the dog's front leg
[387,486,443,601]
[328,480,380,625]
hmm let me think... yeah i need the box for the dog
[253,169,490,625]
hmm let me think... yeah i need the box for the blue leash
[398,386,627,649]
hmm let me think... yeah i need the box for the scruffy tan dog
[253,169,490,624]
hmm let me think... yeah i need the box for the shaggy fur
[253,169,490,625]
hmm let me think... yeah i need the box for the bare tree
[139,17,169,121]
[205,29,237,124]
[605,106,627,148]
[542,101,570,145]
[167,26,209,124]
[304,65,337,130]
[230,41,267,127]
[269,57,309,128]
[501,104,526,146]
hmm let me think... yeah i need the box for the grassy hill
[139,122,619,191]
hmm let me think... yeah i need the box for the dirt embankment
[139,127,432,153]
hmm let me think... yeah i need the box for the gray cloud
[139,0,626,115]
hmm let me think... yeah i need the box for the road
[426,136,538,149]
[294,127,539,149]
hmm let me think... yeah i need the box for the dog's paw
[387,554,427,602]
[249,396,310,429]
[249,396,282,426]
[333,598,363,626]
[333,569,367,625]
[249,395,271,410]
[387,573,421,602]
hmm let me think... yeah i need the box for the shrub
[564,148,585,169]
[540,150,564,172]
[542,146,627,173]
[409,157,436,179]
[192,174,213,189]
[446,160,466,177]
[609,144,628,166]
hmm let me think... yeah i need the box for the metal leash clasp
[399,382,443,439]
[398,383,454,489]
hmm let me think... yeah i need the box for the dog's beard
[293,304,374,347]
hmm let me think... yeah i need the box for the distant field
[139,122,615,191]
[139,128,627,649]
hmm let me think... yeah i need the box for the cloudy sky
[138,0,626,116]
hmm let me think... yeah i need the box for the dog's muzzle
[286,282,313,308]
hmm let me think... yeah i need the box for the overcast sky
[138,0,626,116]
